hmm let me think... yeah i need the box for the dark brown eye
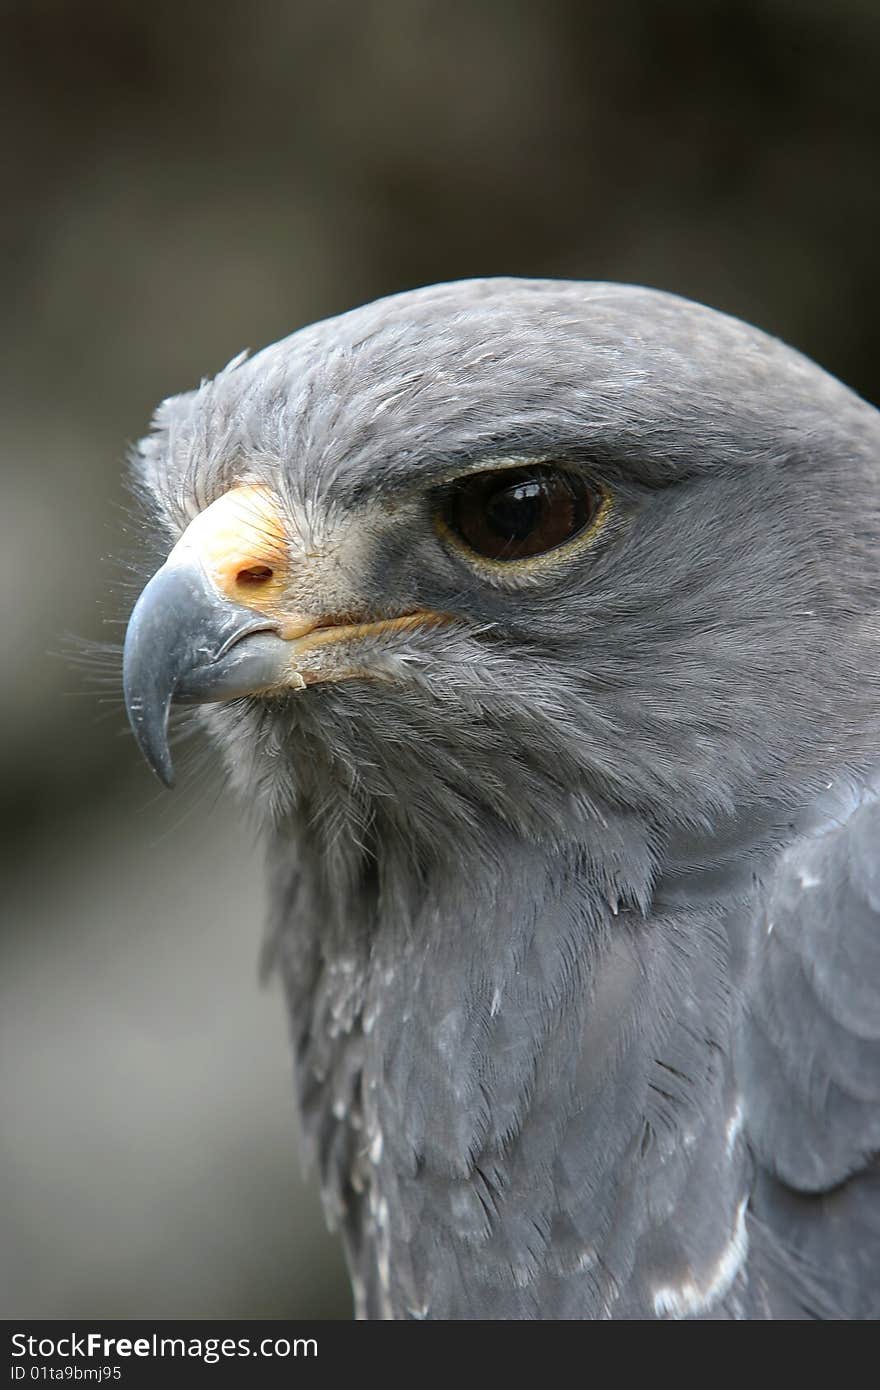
[442,465,600,562]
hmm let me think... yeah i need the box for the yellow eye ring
[433,463,612,575]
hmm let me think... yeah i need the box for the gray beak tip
[122,686,177,789]
[122,557,289,786]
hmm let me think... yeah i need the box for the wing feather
[740,782,880,1316]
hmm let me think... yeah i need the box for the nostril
[236,564,274,585]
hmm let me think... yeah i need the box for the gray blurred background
[2,0,879,1321]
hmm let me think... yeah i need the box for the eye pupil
[485,479,543,541]
[444,465,598,563]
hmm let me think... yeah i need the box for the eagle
[122,278,880,1319]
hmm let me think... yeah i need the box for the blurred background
[2,0,879,1320]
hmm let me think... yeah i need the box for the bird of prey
[122,278,880,1319]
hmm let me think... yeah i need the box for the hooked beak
[122,484,447,787]
[122,558,294,787]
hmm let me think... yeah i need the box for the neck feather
[268,819,756,1319]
